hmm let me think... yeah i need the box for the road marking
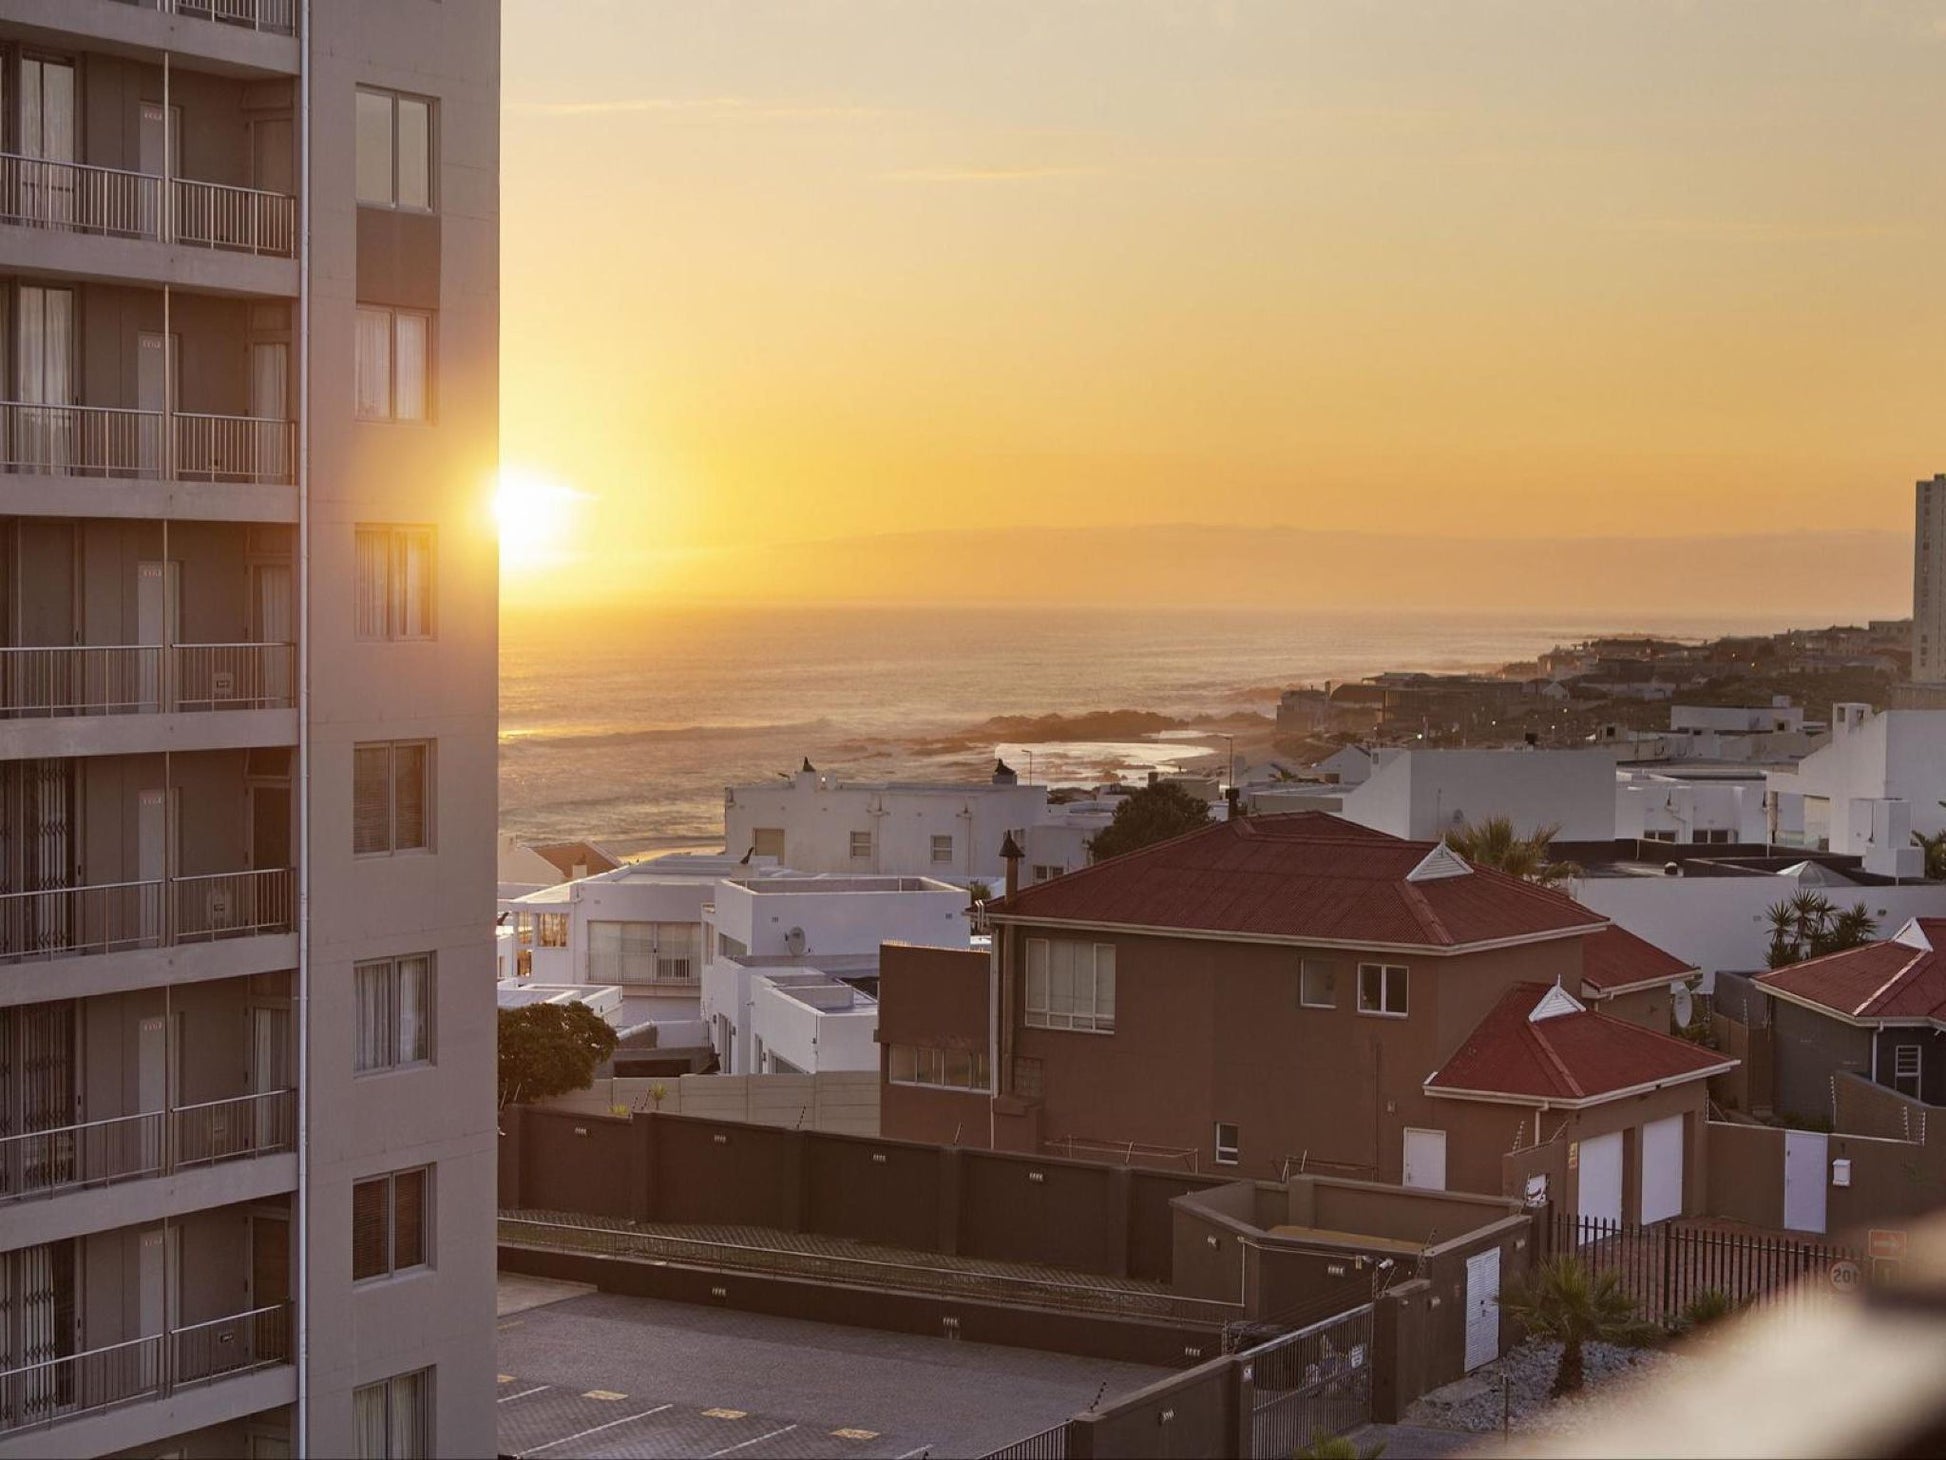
[702,1408,749,1420]
[895,1447,933,1459]
[833,1429,880,1441]
[497,1320,525,1332]
[497,1386,549,1405]
[518,1403,674,1455]
[710,1425,797,1457]
[497,1374,516,1384]
[583,1389,628,1401]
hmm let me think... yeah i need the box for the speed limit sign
[1830,1259,1862,1292]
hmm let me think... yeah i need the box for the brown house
[878,813,1731,1224]
[1578,923,1699,1030]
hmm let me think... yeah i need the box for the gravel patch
[1403,1339,1688,1435]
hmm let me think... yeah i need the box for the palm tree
[1766,894,1878,967]
[1447,816,1578,886]
[1497,1256,1646,1396]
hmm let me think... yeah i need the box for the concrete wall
[1339,748,1617,842]
[1769,998,1873,1126]
[539,1071,881,1136]
[711,878,970,959]
[1704,1116,1946,1236]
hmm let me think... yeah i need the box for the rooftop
[1756,918,1946,1024]
[1581,924,1696,995]
[989,812,1607,951]
[1426,983,1734,1105]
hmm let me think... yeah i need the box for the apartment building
[0,3,498,1456]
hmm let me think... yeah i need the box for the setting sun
[493,466,582,573]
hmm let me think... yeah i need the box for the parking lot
[495,1278,1171,1458]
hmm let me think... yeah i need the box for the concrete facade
[0,2,499,1454]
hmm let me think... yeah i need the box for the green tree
[1498,1256,1649,1396]
[1086,781,1213,863]
[497,1002,618,1109]
[1448,816,1579,886]
[1909,803,1946,879]
[1764,893,1877,968]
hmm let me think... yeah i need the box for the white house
[1021,799,1117,884]
[701,875,969,1075]
[1615,769,1769,845]
[723,761,1052,884]
[741,969,880,1075]
[1336,747,1618,842]
[1765,704,1946,874]
[497,832,624,897]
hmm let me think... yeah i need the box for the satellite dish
[1672,983,1695,1030]
[784,926,807,956]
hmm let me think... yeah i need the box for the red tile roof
[1755,920,1946,1023]
[1580,924,1696,995]
[989,812,1606,951]
[1427,983,1733,1104]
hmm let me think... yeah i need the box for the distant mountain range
[628,523,1910,618]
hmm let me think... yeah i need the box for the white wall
[711,878,969,960]
[1768,708,1946,853]
[1616,773,1768,843]
[751,979,879,1074]
[1339,748,1617,841]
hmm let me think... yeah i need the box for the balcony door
[246,1004,290,1149]
[0,1001,77,1198]
[136,787,176,946]
[0,760,76,957]
[136,560,178,712]
[250,342,288,480]
[137,102,180,239]
[15,285,74,470]
[19,57,76,227]
[136,332,178,478]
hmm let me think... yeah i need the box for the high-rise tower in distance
[1913,475,1946,686]
[0,1,499,1454]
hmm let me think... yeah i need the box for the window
[849,830,873,860]
[1032,864,1065,884]
[354,955,432,1073]
[1641,829,1677,844]
[353,740,432,856]
[515,912,533,948]
[930,834,954,865]
[537,913,568,949]
[889,1044,991,1091]
[355,307,431,422]
[1215,1122,1240,1166]
[1357,963,1408,1017]
[1299,959,1338,1009]
[1024,938,1116,1032]
[751,828,785,860]
[589,921,700,984]
[1694,828,1733,845]
[1893,1044,1923,1099]
[718,932,748,959]
[352,1167,429,1280]
[356,88,433,209]
[355,1368,433,1460]
[354,526,435,639]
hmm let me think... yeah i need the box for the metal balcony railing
[0,643,294,718]
[0,1302,292,1437]
[0,402,295,486]
[137,0,300,37]
[0,868,294,965]
[0,1090,295,1204]
[0,154,297,258]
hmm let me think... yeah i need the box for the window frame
[354,1367,434,1460]
[354,524,436,640]
[588,919,700,985]
[536,913,569,949]
[1299,958,1338,1009]
[849,830,873,861]
[1023,937,1117,1034]
[929,833,954,865]
[355,305,434,424]
[353,953,434,1075]
[352,1166,431,1282]
[1893,1043,1923,1098]
[355,86,436,212]
[1215,1121,1240,1167]
[887,1043,991,1092]
[1356,962,1409,1018]
[353,738,435,857]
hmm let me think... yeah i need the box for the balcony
[0,1302,291,1439]
[138,0,298,37]
[0,402,293,487]
[0,869,294,967]
[0,155,296,260]
[0,1090,295,1205]
[0,644,294,720]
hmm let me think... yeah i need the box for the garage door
[1576,1131,1624,1239]
[1639,1116,1683,1226]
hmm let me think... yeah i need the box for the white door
[137,333,177,478]
[1463,1247,1501,1372]
[1783,1129,1829,1234]
[137,788,172,943]
[1576,1131,1624,1238]
[20,58,77,226]
[250,343,289,480]
[137,102,180,238]
[249,1006,292,1148]
[1402,1128,1446,1191]
[1639,1116,1684,1226]
[136,560,179,712]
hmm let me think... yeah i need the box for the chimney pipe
[1225,786,1242,821]
[1000,831,1024,900]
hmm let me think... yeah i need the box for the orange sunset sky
[495,1,1946,614]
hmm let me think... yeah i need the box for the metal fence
[0,401,295,484]
[979,1421,1068,1460]
[174,869,296,943]
[0,643,293,718]
[1244,1303,1374,1458]
[0,1302,291,1437]
[0,152,296,257]
[0,869,293,964]
[1545,1212,1860,1325]
[0,1091,293,1204]
[163,0,299,34]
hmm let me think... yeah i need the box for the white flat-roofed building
[1616,768,1770,845]
[744,969,880,1075]
[1914,475,1946,683]
[1766,704,1946,872]
[1337,747,1618,842]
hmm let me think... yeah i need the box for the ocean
[498,603,1795,855]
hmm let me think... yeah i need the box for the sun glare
[494,466,581,572]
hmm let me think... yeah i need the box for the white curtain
[396,530,432,638]
[353,1380,389,1459]
[393,314,428,421]
[389,1370,429,1458]
[354,962,392,1073]
[397,956,430,1063]
[354,308,392,420]
[354,530,390,639]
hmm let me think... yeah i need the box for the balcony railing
[0,402,295,486]
[0,1302,292,1437]
[128,0,301,37]
[0,154,297,258]
[0,1090,295,1204]
[0,868,294,965]
[0,643,294,718]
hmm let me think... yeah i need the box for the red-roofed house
[877,812,1730,1224]
[1755,918,1946,1121]
[1577,924,1700,1031]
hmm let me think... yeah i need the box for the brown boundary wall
[1705,1111,1946,1235]
[499,1106,1233,1282]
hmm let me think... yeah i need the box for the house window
[537,913,568,948]
[515,913,533,948]
[1215,1122,1240,1166]
[888,1044,991,1091]
[353,741,432,856]
[1032,864,1065,884]
[1893,1044,1923,1099]
[354,954,432,1073]
[354,526,435,639]
[930,834,954,865]
[751,828,785,860]
[356,88,434,209]
[1357,963,1408,1017]
[354,1368,433,1460]
[1641,829,1677,844]
[352,1167,429,1280]
[355,306,431,422]
[1694,828,1733,845]
[589,921,699,984]
[1299,959,1337,1009]
[1024,938,1116,1032]
[849,831,873,860]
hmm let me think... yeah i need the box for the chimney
[1224,786,1242,821]
[1000,831,1024,900]
[993,757,1018,787]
